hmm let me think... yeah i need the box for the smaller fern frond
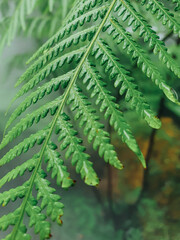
[35,171,64,224]
[68,86,123,170]
[56,113,99,186]
[107,17,179,104]
[0,129,49,166]
[44,142,74,188]
[0,154,38,188]
[114,0,180,78]
[81,60,146,167]
[6,71,73,131]
[93,39,162,128]
[0,96,63,149]
[25,197,50,239]
[0,0,37,54]
[0,208,21,232]
[138,0,180,35]
[0,183,28,207]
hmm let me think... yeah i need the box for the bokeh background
[0,1,180,239]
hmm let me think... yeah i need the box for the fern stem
[11,0,117,239]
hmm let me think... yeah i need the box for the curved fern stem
[11,0,117,239]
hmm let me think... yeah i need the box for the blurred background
[0,0,180,239]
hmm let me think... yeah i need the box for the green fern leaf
[6,71,73,130]
[0,129,49,166]
[27,3,109,64]
[44,142,74,188]
[56,113,99,186]
[0,208,20,231]
[68,85,123,169]
[0,154,38,188]
[114,0,180,78]
[15,25,97,87]
[81,59,146,167]
[0,0,37,53]
[26,197,51,239]
[2,227,30,240]
[14,47,85,99]
[64,0,108,25]
[0,96,63,149]
[92,39,162,128]
[139,0,180,35]
[106,17,179,104]
[35,171,64,224]
[0,183,28,207]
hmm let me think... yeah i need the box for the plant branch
[11,1,118,238]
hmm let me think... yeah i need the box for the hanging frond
[92,39,162,127]
[56,113,99,186]
[0,0,179,239]
[68,85,124,169]
[114,0,180,78]
[44,142,74,187]
[138,0,180,35]
[35,171,64,224]
[0,0,37,53]
[27,2,109,64]
[81,59,146,167]
[105,17,179,104]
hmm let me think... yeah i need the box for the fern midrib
[11,1,117,239]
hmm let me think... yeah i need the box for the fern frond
[114,0,180,78]
[138,0,180,35]
[2,227,30,240]
[1,0,179,239]
[44,142,74,188]
[0,209,21,231]
[16,25,97,87]
[6,71,73,130]
[0,129,49,166]
[35,171,64,223]
[81,60,146,167]
[27,3,109,64]
[106,17,179,104]
[0,96,63,149]
[0,0,37,53]
[69,86,123,169]
[92,39,162,127]
[56,113,99,186]
[3,2,118,239]
[0,154,38,188]
[14,47,85,99]
[25,197,50,239]
[0,183,28,207]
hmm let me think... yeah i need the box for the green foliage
[0,0,179,239]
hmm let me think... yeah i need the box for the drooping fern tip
[0,0,179,239]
